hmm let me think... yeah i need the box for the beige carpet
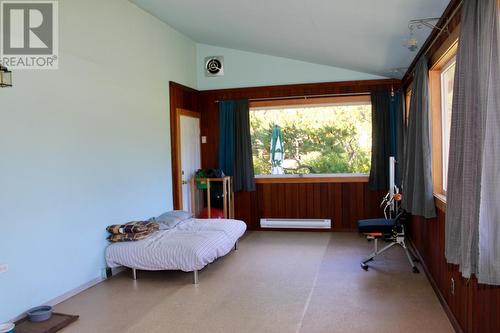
[55,231,453,333]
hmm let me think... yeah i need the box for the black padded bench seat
[358,218,396,234]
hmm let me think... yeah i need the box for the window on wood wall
[429,42,457,197]
[405,88,412,126]
[440,58,456,192]
[249,96,372,176]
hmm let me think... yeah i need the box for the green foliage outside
[250,104,372,175]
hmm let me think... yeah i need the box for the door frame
[173,108,201,210]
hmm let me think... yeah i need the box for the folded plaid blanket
[106,220,159,235]
[107,230,154,242]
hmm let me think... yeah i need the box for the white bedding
[105,218,246,272]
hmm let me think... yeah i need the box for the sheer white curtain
[478,0,500,285]
[445,0,500,285]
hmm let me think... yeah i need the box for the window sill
[434,193,447,213]
[254,173,369,184]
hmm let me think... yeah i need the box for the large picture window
[249,96,372,176]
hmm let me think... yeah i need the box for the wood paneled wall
[194,79,398,230]
[234,181,385,231]
[409,210,500,333]
[171,79,398,226]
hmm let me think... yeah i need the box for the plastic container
[0,322,15,333]
[26,305,53,322]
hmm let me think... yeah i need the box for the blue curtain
[218,100,256,192]
[369,89,404,190]
[218,101,235,178]
[368,90,390,190]
[394,91,406,188]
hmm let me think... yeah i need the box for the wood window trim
[429,70,445,195]
[434,193,447,213]
[249,95,371,109]
[405,88,412,126]
[254,174,369,184]
[429,43,457,198]
[430,25,460,68]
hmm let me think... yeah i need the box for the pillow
[154,210,193,230]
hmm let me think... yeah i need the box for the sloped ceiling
[131,0,450,78]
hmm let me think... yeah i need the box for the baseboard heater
[260,218,331,229]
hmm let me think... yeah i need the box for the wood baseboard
[408,239,463,333]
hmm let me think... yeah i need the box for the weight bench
[358,214,420,273]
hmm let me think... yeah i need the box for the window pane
[441,59,456,191]
[250,103,372,175]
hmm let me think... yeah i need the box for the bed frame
[129,240,239,284]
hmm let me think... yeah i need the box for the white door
[180,115,201,212]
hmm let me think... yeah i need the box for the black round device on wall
[205,57,224,76]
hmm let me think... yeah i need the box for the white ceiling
[131,0,450,78]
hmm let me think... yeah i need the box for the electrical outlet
[201,136,207,144]
[450,277,455,295]
[0,264,8,274]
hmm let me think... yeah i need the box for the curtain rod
[404,0,463,81]
[214,92,372,104]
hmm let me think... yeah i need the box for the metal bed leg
[192,270,199,284]
[234,240,239,251]
[132,268,137,280]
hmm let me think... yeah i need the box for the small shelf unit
[190,176,234,219]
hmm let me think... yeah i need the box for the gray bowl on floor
[26,305,53,322]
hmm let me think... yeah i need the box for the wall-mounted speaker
[205,56,224,77]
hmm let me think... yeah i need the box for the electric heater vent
[260,218,331,229]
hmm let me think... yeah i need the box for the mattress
[105,218,246,272]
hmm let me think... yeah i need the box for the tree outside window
[250,102,372,175]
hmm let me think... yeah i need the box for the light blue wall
[197,44,386,90]
[0,0,196,322]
